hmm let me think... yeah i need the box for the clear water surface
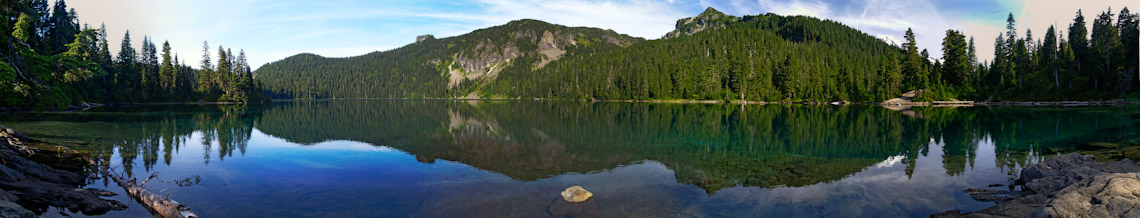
[1,100,1137,217]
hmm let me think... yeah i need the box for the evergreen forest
[256,7,1140,102]
[0,0,266,110]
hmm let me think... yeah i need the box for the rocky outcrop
[1017,153,1140,194]
[443,22,633,89]
[1036,173,1140,217]
[416,34,435,43]
[662,7,740,39]
[931,153,1140,218]
[0,125,127,216]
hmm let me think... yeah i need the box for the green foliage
[0,0,266,109]
[0,62,23,106]
[941,30,970,86]
[12,13,33,43]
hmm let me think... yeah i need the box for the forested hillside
[256,7,1139,102]
[255,19,641,99]
[0,0,266,110]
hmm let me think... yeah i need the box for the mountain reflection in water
[1,101,1136,217]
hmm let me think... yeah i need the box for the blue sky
[69,0,1133,69]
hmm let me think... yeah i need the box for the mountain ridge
[256,18,642,98]
[256,7,906,101]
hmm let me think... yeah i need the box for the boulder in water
[561,186,592,203]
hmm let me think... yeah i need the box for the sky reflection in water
[3,101,1134,217]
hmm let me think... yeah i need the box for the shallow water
[2,101,1137,217]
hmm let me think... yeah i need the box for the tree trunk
[99,169,198,218]
[1054,67,1059,88]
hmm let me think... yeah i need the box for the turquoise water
[2,101,1138,217]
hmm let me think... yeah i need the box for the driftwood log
[99,167,198,218]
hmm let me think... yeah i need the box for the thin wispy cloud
[66,0,1132,69]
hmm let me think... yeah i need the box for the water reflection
[1,101,1136,217]
[255,101,1134,192]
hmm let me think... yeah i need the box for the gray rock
[0,128,127,215]
[0,199,34,218]
[0,178,127,215]
[964,188,1013,202]
[0,190,17,202]
[416,34,435,43]
[0,164,27,182]
[1034,173,1140,218]
[933,153,1140,218]
[1018,153,1140,194]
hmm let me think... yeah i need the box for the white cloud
[63,0,1135,70]
[756,0,832,19]
[70,0,692,69]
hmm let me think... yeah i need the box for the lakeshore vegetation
[0,0,265,110]
[256,7,1138,102]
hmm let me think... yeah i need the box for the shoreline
[0,126,197,218]
[932,153,1140,217]
[0,100,270,113]
[273,97,1140,107]
[2,98,1136,114]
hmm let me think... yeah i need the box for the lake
[2,100,1137,217]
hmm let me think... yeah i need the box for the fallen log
[99,168,198,218]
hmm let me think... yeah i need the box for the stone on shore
[1018,153,1140,194]
[1035,173,1140,218]
[932,153,1140,218]
[0,126,127,215]
[561,186,593,203]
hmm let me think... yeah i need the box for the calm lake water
[2,100,1138,217]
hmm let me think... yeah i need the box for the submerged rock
[963,188,1013,202]
[561,186,593,203]
[1076,142,1120,151]
[1036,173,1140,217]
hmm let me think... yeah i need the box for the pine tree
[197,41,213,98]
[116,30,136,100]
[1090,9,1118,91]
[1042,25,1059,88]
[941,30,969,86]
[159,41,173,94]
[1069,10,1089,88]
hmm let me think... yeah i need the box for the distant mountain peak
[663,7,740,39]
[701,7,726,17]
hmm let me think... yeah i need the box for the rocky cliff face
[663,7,740,39]
[416,34,435,43]
[440,20,636,90]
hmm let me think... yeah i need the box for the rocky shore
[932,153,1140,217]
[0,126,125,217]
